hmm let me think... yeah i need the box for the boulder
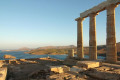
[4,55,16,59]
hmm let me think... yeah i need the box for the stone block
[85,69,120,80]
[62,65,70,72]
[76,61,100,69]
[70,66,86,73]
[50,66,63,73]
[63,59,77,66]
[50,65,70,73]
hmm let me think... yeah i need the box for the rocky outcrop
[0,67,7,80]
[0,61,7,80]
[4,55,16,59]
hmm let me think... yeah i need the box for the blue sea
[0,51,105,60]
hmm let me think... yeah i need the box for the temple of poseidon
[73,0,120,63]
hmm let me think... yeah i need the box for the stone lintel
[88,13,99,17]
[80,0,120,18]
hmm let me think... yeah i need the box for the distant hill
[18,47,31,51]
[2,47,31,52]
[25,45,76,55]
[37,45,76,49]
[25,43,120,57]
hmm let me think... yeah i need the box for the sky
[1,0,120,50]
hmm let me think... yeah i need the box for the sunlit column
[106,4,118,63]
[89,13,98,60]
[76,18,84,59]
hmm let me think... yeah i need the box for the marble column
[89,13,98,60]
[76,18,84,59]
[106,4,118,63]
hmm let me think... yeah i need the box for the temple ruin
[75,0,120,63]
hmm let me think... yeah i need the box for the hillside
[25,43,120,56]
[25,45,76,55]
[2,47,31,52]
[37,45,76,49]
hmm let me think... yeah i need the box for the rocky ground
[1,58,120,80]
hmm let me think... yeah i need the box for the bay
[0,51,105,60]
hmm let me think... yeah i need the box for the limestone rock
[4,55,16,59]
[0,67,7,80]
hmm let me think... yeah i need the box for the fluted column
[89,13,98,60]
[106,5,118,63]
[76,18,84,59]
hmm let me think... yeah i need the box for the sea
[0,51,105,60]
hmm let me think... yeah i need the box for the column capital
[106,4,118,16]
[106,4,118,10]
[75,17,85,21]
[88,13,99,17]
